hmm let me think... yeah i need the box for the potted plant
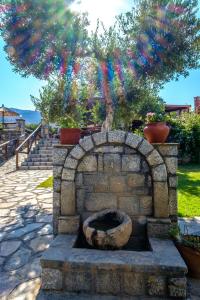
[59,104,87,145]
[143,112,170,143]
[169,225,200,279]
[59,115,82,145]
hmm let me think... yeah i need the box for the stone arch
[60,131,169,227]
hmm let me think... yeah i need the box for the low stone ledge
[58,216,80,234]
[41,268,63,290]
[147,218,172,238]
[40,235,187,297]
[152,143,179,157]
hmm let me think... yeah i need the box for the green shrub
[167,113,200,163]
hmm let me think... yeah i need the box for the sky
[0,0,199,110]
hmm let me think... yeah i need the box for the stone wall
[53,131,178,238]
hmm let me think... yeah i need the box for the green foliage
[117,0,200,84]
[146,112,166,123]
[168,113,200,163]
[25,123,38,131]
[58,104,87,128]
[0,0,89,79]
[178,164,200,217]
[113,84,165,130]
[1,0,200,130]
[31,77,66,123]
[169,224,181,240]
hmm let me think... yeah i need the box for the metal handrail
[16,123,42,169]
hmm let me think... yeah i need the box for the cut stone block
[125,133,143,149]
[110,176,127,193]
[94,145,123,153]
[62,169,75,181]
[169,176,178,188]
[108,130,126,144]
[138,140,154,156]
[122,155,141,172]
[53,179,61,192]
[165,157,178,175]
[104,154,121,173]
[140,196,153,216]
[146,149,163,166]
[154,182,169,218]
[147,218,171,238]
[58,216,80,234]
[78,155,97,172]
[79,136,94,152]
[123,272,145,296]
[65,268,93,293]
[95,270,120,295]
[92,132,107,146]
[42,268,62,290]
[61,181,75,215]
[127,174,145,187]
[53,147,68,166]
[152,164,167,181]
[153,144,178,157]
[169,189,177,216]
[64,156,78,169]
[85,193,117,212]
[147,276,166,296]
[53,166,62,179]
[70,145,85,160]
[118,196,140,215]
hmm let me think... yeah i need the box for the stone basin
[83,209,132,249]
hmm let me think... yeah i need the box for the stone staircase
[20,138,59,170]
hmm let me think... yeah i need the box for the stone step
[34,146,53,150]
[36,146,53,150]
[22,161,52,166]
[32,150,53,155]
[39,141,59,146]
[27,157,52,162]
[20,165,53,170]
[29,154,52,158]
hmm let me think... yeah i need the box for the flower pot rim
[60,127,81,129]
[145,121,167,126]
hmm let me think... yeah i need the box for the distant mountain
[10,108,41,124]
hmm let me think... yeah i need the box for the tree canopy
[1,0,200,129]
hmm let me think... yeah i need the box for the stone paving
[0,158,199,299]
[0,157,52,299]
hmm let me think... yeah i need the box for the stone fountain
[40,131,187,299]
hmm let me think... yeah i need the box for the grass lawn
[37,164,200,217]
[37,176,53,189]
[178,164,200,217]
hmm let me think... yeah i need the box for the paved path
[0,159,52,300]
[0,158,199,299]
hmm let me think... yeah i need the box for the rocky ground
[0,157,199,299]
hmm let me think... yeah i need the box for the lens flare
[2,2,185,105]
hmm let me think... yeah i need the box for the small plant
[59,115,80,129]
[169,224,200,252]
[58,103,88,129]
[145,112,166,124]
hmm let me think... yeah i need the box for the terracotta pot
[176,242,200,279]
[143,122,170,143]
[60,128,81,145]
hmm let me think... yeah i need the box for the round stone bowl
[83,209,132,250]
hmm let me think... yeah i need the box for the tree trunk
[101,96,114,132]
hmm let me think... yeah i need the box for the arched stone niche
[53,131,178,236]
